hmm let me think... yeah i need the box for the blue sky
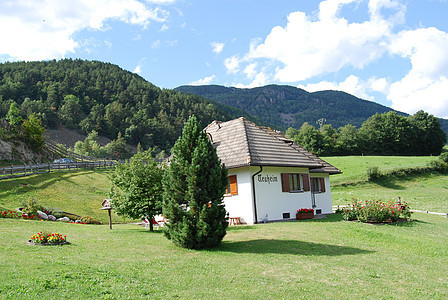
[1,0,448,118]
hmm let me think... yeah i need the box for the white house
[205,117,341,224]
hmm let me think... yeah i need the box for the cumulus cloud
[0,0,169,61]
[388,27,448,117]
[224,56,240,74]
[228,0,448,118]
[210,42,225,54]
[133,57,147,74]
[189,75,216,86]
[244,0,403,82]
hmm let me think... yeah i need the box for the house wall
[309,173,333,214]
[254,166,313,223]
[223,167,254,224]
[224,166,334,224]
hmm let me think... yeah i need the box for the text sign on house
[257,174,278,184]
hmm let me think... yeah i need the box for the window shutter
[281,173,290,192]
[229,175,238,195]
[320,177,326,193]
[303,174,310,191]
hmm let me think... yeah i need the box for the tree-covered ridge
[0,59,244,151]
[175,84,448,136]
[285,111,446,156]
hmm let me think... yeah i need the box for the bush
[80,215,101,224]
[342,199,412,223]
[366,166,381,181]
[439,152,448,163]
[21,198,45,216]
[428,160,448,172]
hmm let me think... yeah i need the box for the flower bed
[296,208,314,220]
[28,231,68,246]
[341,199,412,223]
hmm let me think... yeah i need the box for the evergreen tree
[162,115,228,249]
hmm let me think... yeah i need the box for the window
[311,177,326,193]
[281,173,310,192]
[226,175,238,196]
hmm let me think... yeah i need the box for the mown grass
[0,213,447,299]
[324,156,448,213]
[0,170,123,224]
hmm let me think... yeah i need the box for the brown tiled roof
[205,117,341,174]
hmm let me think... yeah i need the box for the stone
[56,217,70,222]
[37,210,48,220]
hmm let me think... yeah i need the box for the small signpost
[101,199,113,229]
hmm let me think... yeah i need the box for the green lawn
[0,213,447,299]
[324,156,448,213]
[1,157,448,298]
[323,156,438,185]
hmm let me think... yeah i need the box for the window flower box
[296,208,314,220]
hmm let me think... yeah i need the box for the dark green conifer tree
[162,115,228,249]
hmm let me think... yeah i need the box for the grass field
[324,156,448,213]
[0,170,120,224]
[1,156,448,298]
[0,213,447,299]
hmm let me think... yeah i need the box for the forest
[285,111,447,156]
[176,84,448,135]
[0,59,246,153]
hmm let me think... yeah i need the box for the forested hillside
[0,60,249,151]
[175,84,448,135]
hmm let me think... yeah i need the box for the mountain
[175,84,448,135]
[0,59,253,151]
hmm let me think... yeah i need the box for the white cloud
[133,57,147,74]
[133,65,142,74]
[224,56,240,74]
[298,75,390,101]
[151,39,177,48]
[210,42,225,54]
[235,72,269,89]
[243,63,258,79]
[189,75,216,86]
[160,24,169,32]
[244,0,404,82]
[388,27,448,117]
[0,0,170,61]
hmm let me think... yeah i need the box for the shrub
[366,166,381,181]
[342,199,412,223]
[439,152,448,163]
[342,208,358,221]
[21,198,45,216]
[428,160,448,172]
[80,215,101,225]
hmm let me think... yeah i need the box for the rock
[37,210,48,220]
[56,217,70,222]
[48,215,56,221]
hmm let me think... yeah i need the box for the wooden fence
[0,160,116,180]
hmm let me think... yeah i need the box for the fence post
[24,164,26,176]
[11,165,13,177]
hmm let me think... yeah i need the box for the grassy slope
[0,170,122,224]
[324,156,448,213]
[0,213,447,298]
